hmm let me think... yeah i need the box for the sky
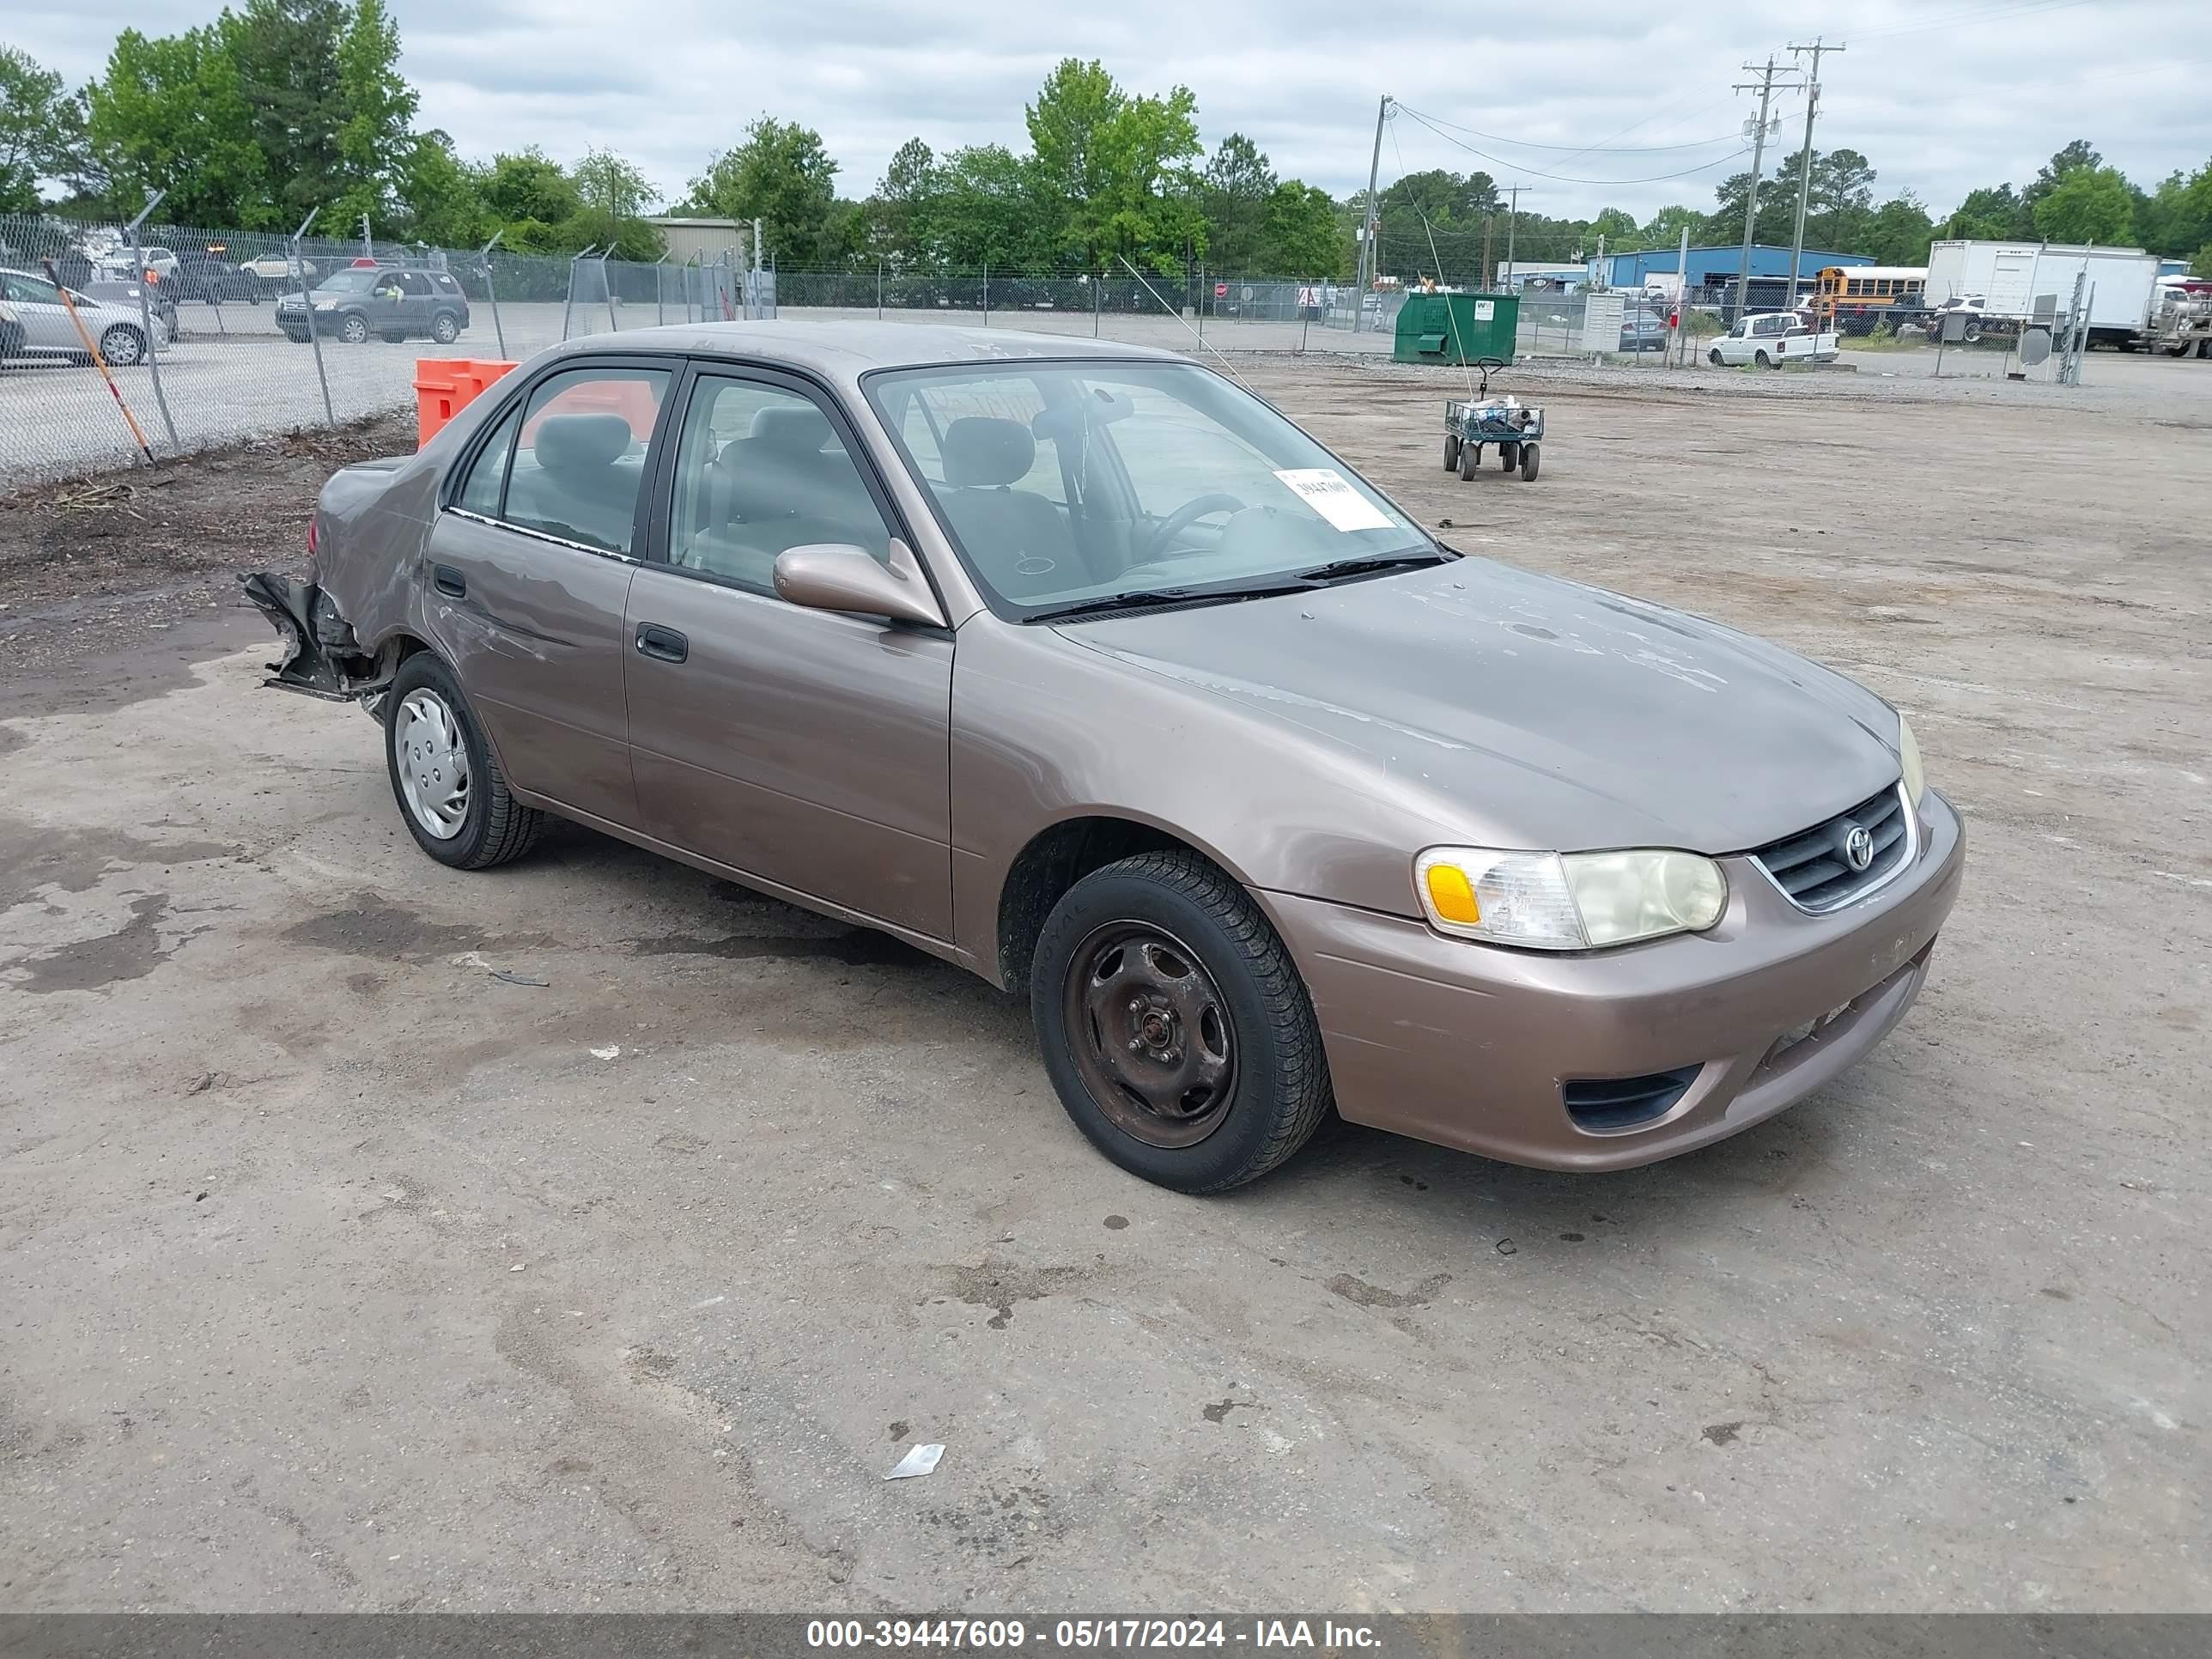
[18,0,2209,231]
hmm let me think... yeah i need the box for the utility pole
[1786,38,1844,320]
[1731,58,1797,325]
[1481,214,1494,289]
[1505,185,1521,284]
[1357,94,1390,331]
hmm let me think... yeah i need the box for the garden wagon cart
[1441,356,1543,483]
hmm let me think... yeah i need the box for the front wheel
[385,653,545,870]
[1443,433,1460,471]
[100,325,146,367]
[1030,851,1333,1193]
[1520,442,1540,481]
[1498,442,1518,471]
[1458,441,1478,481]
[339,313,370,345]
[1708,347,1724,366]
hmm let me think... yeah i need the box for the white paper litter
[590,1045,621,1060]
[884,1443,945,1480]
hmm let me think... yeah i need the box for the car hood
[1055,556,1902,854]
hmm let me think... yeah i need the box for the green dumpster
[1393,291,1518,365]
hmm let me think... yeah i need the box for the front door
[3,271,76,352]
[623,368,955,939]
[423,359,676,829]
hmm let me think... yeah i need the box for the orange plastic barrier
[414,358,520,448]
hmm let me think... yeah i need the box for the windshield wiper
[1028,580,1316,623]
[1297,550,1452,584]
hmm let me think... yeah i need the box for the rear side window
[456,405,520,517]
[501,366,672,555]
[433,273,460,295]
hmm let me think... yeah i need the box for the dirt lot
[1,356,2204,1613]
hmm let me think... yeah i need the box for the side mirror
[773,538,945,629]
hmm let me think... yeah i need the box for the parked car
[0,266,167,365]
[1617,311,1670,353]
[244,324,1963,1194]
[276,264,470,344]
[1707,311,1839,367]
[93,244,178,282]
[82,279,179,343]
[241,252,319,289]
[0,299,22,363]
[162,254,263,304]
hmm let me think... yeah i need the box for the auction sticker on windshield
[1273,469,1394,532]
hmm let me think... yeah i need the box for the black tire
[99,325,146,367]
[1443,433,1460,471]
[1708,347,1724,366]
[339,313,370,345]
[380,331,408,343]
[1961,322,1982,344]
[1755,349,1772,368]
[1499,442,1518,471]
[1030,850,1333,1194]
[1520,441,1540,481]
[1458,441,1478,481]
[383,653,545,870]
[431,311,461,344]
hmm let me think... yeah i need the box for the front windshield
[314,270,380,295]
[865,361,1434,617]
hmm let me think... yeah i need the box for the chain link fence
[2,206,1813,489]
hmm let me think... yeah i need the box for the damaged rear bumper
[238,573,385,710]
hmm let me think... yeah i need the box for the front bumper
[1268,790,1966,1170]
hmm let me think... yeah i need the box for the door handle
[635,623,688,663]
[432,563,465,598]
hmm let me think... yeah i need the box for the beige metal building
[645,216,748,264]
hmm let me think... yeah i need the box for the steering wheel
[1138,493,1245,562]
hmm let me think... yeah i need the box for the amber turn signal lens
[1424,862,1481,925]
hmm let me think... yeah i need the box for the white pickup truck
[1707,311,1838,368]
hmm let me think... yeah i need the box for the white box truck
[1924,240,2161,349]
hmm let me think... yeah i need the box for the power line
[1396,106,1753,185]
[1844,0,2090,43]
[1390,101,1745,155]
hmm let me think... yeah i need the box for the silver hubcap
[106,330,140,364]
[394,690,470,839]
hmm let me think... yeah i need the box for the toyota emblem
[1844,825,1875,872]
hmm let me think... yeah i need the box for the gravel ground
[0,354,2204,1613]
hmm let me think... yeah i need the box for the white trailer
[1923,240,2161,349]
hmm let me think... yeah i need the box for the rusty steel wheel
[1064,922,1237,1147]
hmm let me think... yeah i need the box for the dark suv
[277,264,471,345]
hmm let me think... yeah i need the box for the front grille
[1750,783,1910,911]
[1563,1066,1702,1132]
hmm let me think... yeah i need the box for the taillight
[306,516,319,556]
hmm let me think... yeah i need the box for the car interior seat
[503,412,644,552]
[933,416,1078,598]
[683,403,890,588]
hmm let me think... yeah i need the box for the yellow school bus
[1808,265,1928,333]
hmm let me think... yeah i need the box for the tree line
[3,9,2209,281]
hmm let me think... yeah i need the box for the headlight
[313,298,337,311]
[1415,846,1728,951]
[1897,714,1925,807]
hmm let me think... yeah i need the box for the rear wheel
[385,653,544,870]
[1498,442,1518,471]
[431,311,461,344]
[1030,851,1333,1193]
[1458,441,1478,481]
[1755,349,1772,368]
[99,325,146,367]
[1520,442,1540,481]
[1443,433,1460,471]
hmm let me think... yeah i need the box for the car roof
[533,320,1183,389]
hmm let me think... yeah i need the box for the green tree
[478,148,580,228]
[1258,180,1341,276]
[1943,184,2032,241]
[1588,207,1638,245]
[931,144,1054,270]
[2032,164,2134,244]
[568,147,659,257]
[1378,167,1498,231]
[0,45,88,212]
[1024,59,1203,271]
[867,137,937,266]
[2193,242,2212,279]
[223,0,349,222]
[1864,194,1935,264]
[85,25,270,225]
[1638,204,1700,246]
[392,129,487,246]
[1200,133,1276,271]
[326,0,416,232]
[686,116,842,267]
[2023,139,2100,213]
[2136,162,2212,259]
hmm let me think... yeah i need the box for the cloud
[20,0,2207,228]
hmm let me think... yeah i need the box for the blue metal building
[1594,245,1873,289]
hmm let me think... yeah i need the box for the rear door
[423,357,677,829]
[623,364,956,939]
[393,270,436,334]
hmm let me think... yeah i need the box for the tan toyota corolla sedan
[246,324,1964,1193]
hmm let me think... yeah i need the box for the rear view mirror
[773,538,945,628]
